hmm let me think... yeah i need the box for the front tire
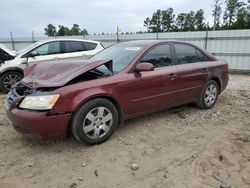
[0,71,23,93]
[197,80,219,109]
[71,98,118,145]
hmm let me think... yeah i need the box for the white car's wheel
[0,71,23,93]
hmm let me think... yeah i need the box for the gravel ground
[0,74,250,188]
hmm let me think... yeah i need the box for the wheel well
[1,68,24,76]
[211,77,221,93]
[98,96,124,127]
[73,96,124,127]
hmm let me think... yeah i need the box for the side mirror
[135,62,154,72]
[29,51,38,57]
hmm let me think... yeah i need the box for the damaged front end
[6,59,113,109]
[0,44,16,64]
[5,82,57,109]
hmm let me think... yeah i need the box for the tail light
[224,63,229,72]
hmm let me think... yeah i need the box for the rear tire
[71,98,118,145]
[0,71,23,93]
[197,80,219,109]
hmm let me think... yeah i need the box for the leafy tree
[232,7,248,28]
[176,13,188,31]
[144,17,151,32]
[194,9,206,30]
[150,10,163,32]
[185,11,196,31]
[44,24,57,36]
[247,0,250,28]
[81,29,89,36]
[162,8,176,32]
[56,25,67,36]
[45,24,89,36]
[64,27,72,36]
[71,24,81,35]
[212,0,223,30]
[223,0,245,27]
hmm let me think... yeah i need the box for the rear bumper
[6,106,72,140]
[221,72,229,92]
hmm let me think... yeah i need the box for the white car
[0,39,104,92]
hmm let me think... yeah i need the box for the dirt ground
[0,74,249,188]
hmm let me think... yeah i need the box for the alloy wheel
[204,84,217,106]
[83,107,113,139]
[3,74,22,90]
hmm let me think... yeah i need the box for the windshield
[90,42,145,73]
[17,41,42,55]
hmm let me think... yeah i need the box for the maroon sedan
[5,40,228,144]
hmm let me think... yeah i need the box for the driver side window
[34,42,60,56]
[140,44,172,68]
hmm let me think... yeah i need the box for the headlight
[19,94,60,110]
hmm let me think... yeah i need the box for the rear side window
[174,44,207,64]
[140,44,172,68]
[64,41,85,53]
[83,42,97,51]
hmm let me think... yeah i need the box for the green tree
[162,8,176,32]
[56,25,72,36]
[150,10,163,32]
[232,7,248,28]
[212,0,223,30]
[71,24,81,35]
[185,11,196,31]
[144,17,151,32]
[176,13,187,31]
[247,0,250,28]
[81,29,89,36]
[56,25,66,36]
[144,9,205,32]
[223,0,244,28]
[44,24,57,36]
[194,9,206,30]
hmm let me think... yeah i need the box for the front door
[26,41,62,65]
[124,44,177,118]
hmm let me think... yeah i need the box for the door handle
[168,73,177,80]
[54,57,59,60]
[201,68,208,73]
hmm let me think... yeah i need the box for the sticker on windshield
[124,47,141,51]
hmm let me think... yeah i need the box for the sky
[0,0,237,37]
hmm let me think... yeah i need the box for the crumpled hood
[22,59,113,88]
[0,44,16,56]
[0,44,16,62]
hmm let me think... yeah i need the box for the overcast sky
[0,0,231,37]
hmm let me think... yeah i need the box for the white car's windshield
[90,42,145,73]
[17,41,42,55]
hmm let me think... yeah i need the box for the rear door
[61,41,98,60]
[82,42,100,58]
[61,41,86,60]
[171,43,210,104]
[124,44,177,117]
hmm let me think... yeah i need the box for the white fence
[1,29,250,71]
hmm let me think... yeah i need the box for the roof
[38,38,101,44]
[118,39,195,46]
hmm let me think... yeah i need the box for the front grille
[6,88,20,108]
[6,82,33,108]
